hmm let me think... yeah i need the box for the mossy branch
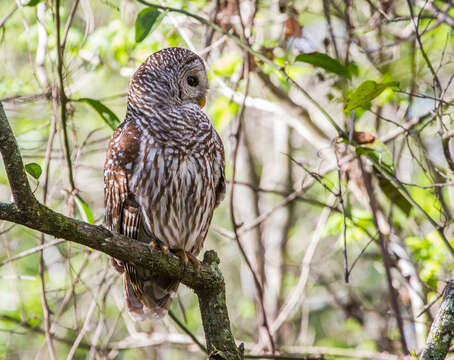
[420,271,454,360]
[0,101,242,359]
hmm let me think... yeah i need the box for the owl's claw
[148,241,170,257]
[162,244,170,257]
[174,250,200,271]
[174,249,189,268]
[188,253,200,273]
[148,241,157,255]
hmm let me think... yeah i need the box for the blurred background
[0,0,454,359]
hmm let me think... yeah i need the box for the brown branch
[61,0,80,54]
[55,0,76,192]
[358,157,409,355]
[0,102,242,360]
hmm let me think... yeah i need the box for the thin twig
[335,148,349,283]
[358,157,409,354]
[406,0,442,95]
[0,239,64,268]
[168,310,207,354]
[228,51,275,353]
[0,4,18,28]
[66,267,109,360]
[61,0,80,53]
[270,195,336,334]
[0,315,104,351]
[55,0,76,192]
[396,90,453,107]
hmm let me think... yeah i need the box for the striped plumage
[104,48,225,319]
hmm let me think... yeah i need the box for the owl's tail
[123,264,179,320]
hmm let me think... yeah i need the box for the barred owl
[104,48,226,319]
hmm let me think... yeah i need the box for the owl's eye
[187,76,199,87]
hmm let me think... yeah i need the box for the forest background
[0,0,454,359]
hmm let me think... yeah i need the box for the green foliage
[24,163,42,180]
[405,232,447,288]
[409,180,444,221]
[26,0,44,7]
[209,96,239,132]
[211,51,242,77]
[1,0,454,357]
[376,173,412,216]
[135,7,167,43]
[345,80,399,112]
[74,194,95,225]
[79,98,121,130]
[237,298,256,319]
[295,52,349,77]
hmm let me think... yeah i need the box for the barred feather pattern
[104,48,225,320]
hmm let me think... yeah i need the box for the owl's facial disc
[178,58,208,108]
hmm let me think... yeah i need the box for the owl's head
[129,47,208,110]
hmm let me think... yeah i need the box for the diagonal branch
[0,101,242,360]
[358,157,409,355]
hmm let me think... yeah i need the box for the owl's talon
[163,246,170,257]
[187,253,200,272]
[174,249,189,269]
[148,241,157,255]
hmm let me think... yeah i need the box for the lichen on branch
[420,271,454,360]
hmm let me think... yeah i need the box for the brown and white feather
[104,48,225,319]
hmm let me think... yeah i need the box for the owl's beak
[198,97,206,108]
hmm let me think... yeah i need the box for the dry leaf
[353,131,376,145]
[284,14,302,38]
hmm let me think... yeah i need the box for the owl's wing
[104,121,179,319]
[104,122,142,269]
[213,129,226,208]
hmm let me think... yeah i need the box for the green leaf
[79,98,120,131]
[24,163,42,180]
[355,145,394,176]
[345,80,399,112]
[355,139,412,216]
[135,7,167,43]
[74,194,95,225]
[375,170,412,215]
[26,0,44,6]
[295,52,349,76]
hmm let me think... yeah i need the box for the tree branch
[0,101,242,359]
[420,271,454,360]
[0,104,37,210]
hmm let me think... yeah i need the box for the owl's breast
[134,143,217,253]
